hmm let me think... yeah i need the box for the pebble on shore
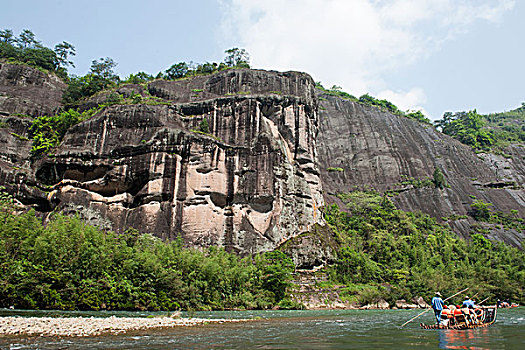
[0,316,246,337]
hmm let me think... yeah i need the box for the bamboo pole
[477,296,490,306]
[400,287,469,327]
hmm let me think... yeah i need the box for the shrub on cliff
[470,199,493,221]
[29,107,101,156]
[432,167,448,189]
[435,110,495,150]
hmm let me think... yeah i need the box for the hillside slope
[317,93,525,247]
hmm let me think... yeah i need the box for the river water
[1,308,524,349]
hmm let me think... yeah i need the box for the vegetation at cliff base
[324,191,525,305]
[0,190,295,311]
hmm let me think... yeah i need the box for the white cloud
[376,87,428,115]
[219,0,515,112]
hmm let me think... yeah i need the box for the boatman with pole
[431,292,445,324]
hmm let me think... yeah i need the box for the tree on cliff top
[224,47,250,68]
[90,57,119,88]
[165,62,189,79]
[0,28,75,79]
[54,41,76,68]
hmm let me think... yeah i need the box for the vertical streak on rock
[294,102,300,161]
[245,99,251,146]
[99,117,108,156]
[212,101,217,135]
[170,153,182,240]
[255,101,260,142]
[174,139,190,240]
[161,152,175,240]
[224,148,236,253]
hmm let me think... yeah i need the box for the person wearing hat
[462,296,475,309]
[431,292,445,325]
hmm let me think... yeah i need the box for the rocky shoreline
[0,316,247,337]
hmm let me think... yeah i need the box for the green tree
[90,57,119,88]
[224,48,250,68]
[21,46,58,71]
[0,29,15,44]
[432,167,447,189]
[0,29,67,76]
[435,110,494,149]
[54,41,76,68]
[125,71,154,84]
[256,251,294,302]
[17,29,39,48]
[470,199,492,221]
[196,62,217,75]
[165,62,189,79]
[406,110,431,125]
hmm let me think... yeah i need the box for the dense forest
[324,192,524,306]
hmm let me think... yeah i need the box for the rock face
[8,69,324,255]
[0,63,524,259]
[0,62,66,117]
[317,94,525,246]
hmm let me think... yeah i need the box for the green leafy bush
[0,192,296,311]
[30,107,99,156]
[199,118,210,133]
[325,191,525,304]
[435,110,496,150]
[432,167,448,189]
[470,199,492,221]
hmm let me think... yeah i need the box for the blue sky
[1,0,523,120]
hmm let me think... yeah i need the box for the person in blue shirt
[462,296,475,308]
[431,292,445,324]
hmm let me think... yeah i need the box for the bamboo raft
[420,307,497,330]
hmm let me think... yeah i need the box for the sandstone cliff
[317,94,525,246]
[0,61,66,117]
[0,63,523,261]
[1,66,324,255]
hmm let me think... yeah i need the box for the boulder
[376,299,390,309]
[395,299,419,309]
[413,296,430,308]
